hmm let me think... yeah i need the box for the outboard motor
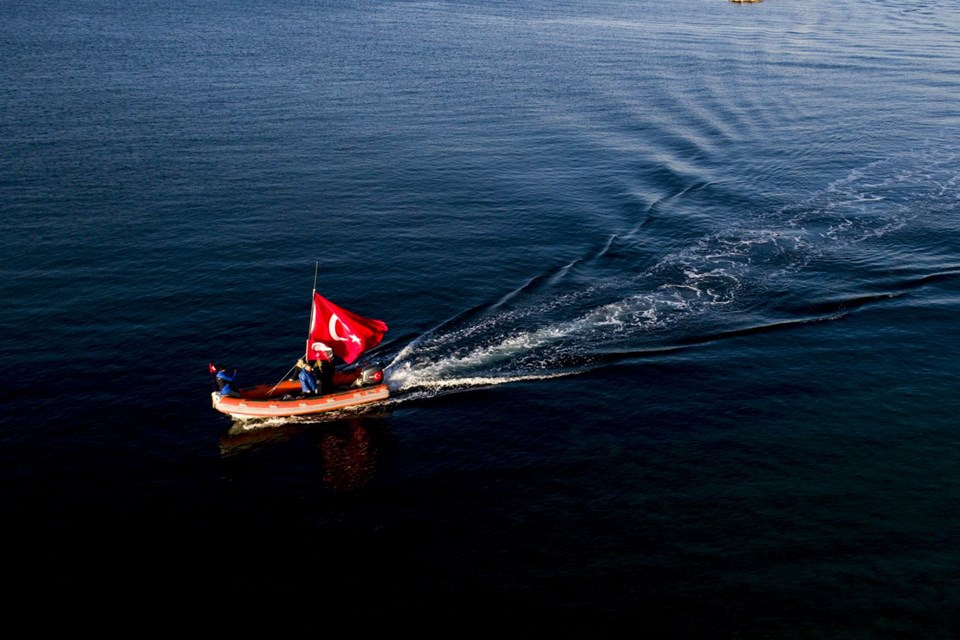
[355,365,384,387]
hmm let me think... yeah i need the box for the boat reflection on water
[219,412,394,493]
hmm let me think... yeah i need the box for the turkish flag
[307,293,388,364]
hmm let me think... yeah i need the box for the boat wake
[382,150,959,401]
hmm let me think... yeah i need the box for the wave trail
[382,149,959,401]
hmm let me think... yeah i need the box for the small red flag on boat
[307,293,388,364]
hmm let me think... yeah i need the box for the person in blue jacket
[215,365,240,397]
[297,359,319,395]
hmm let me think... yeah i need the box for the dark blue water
[3,0,959,634]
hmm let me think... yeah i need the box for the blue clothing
[216,369,237,395]
[298,367,318,394]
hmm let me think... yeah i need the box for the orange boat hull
[211,379,389,419]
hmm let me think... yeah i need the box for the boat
[211,369,390,420]
[210,265,390,421]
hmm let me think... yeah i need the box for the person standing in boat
[297,358,320,395]
[215,365,240,397]
[312,343,336,395]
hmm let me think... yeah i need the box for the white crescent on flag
[329,313,363,344]
[328,313,347,342]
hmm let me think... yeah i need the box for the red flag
[307,293,388,364]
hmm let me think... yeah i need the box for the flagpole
[272,262,321,395]
[305,261,319,359]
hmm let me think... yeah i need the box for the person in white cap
[313,343,336,394]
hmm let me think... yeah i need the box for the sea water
[2,0,959,634]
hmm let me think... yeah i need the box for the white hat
[312,342,334,356]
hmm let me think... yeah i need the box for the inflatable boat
[210,269,391,421]
[211,366,389,420]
